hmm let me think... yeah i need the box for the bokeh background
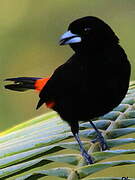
[1,0,135,178]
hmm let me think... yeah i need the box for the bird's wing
[37,56,85,109]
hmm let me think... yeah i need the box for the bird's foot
[81,149,94,164]
[92,132,109,150]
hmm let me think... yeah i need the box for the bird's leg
[73,133,94,164]
[89,120,109,150]
[70,121,94,164]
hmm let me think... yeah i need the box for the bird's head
[59,16,119,53]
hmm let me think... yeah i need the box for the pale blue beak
[59,30,81,45]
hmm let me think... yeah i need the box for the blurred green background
[1,0,135,131]
[1,0,135,178]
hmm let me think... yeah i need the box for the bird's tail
[4,77,49,92]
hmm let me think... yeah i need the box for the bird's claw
[92,133,109,151]
[91,138,98,143]
[99,137,109,150]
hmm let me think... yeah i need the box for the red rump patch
[34,78,49,91]
[46,101,56,108]
[34,78,55,108]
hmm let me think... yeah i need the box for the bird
[4,16,131,164]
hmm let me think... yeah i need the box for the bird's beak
[59,30,81,45]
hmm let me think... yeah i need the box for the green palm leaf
[1,82,135,179]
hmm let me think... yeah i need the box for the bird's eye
[84,27,91,32]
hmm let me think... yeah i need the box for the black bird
[5,16,131,164]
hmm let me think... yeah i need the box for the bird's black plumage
[37,16,130,132]
[5,16,131,164]
[37,16,131,163]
